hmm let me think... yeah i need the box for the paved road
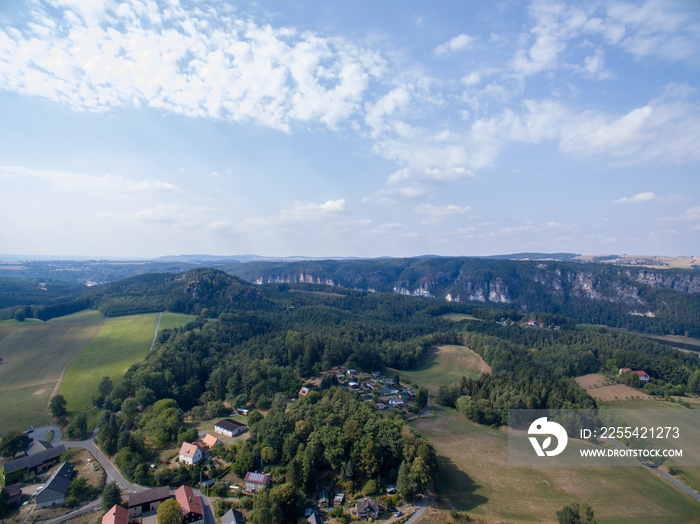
[404,495,430,523]
[606,437,700,503]
[28,425,62,445]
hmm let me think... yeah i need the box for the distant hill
[227,257,700,337]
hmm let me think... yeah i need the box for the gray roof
[36,462,73,502]
[215,419,246,432]
[25,439,53,455]
[221,508,246,524]
[2,444,65,474]
[128,486,171,508]
[356,498,379,513]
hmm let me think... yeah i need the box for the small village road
[404,495,430,524]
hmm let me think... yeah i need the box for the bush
[362,479,378,496]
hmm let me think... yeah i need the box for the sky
[0,0,699,259]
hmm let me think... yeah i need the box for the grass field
[58,312,196,412]
[440,313,481,322]
[390,344,490,393]
[411,407,700,523]
[0,317,104,432]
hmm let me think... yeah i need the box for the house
[200,434,221,448]
[346,369,357,376]
[318,488,329,508]
[389,399,404,408]
[635,370,651,381]
[307,513,323,524]
[236,408,250,416]
[244,472,272,493]
[175,485,204,524]
[1,444,65,483]
[214,419,247,438]
[335,373,345,381]
[35,462,73,509]
[179,442,204,465]
[102,504,129,524]
[355,498,379,519]
[386,485,397,495]
[221,508,246,524]
[619,367,632,374]
[299,386,310,397]
[378,388,392,395]
[333,493,345,505]
[127,486,172,518]
[375,403,386,410]
[347,382,359,389]
[1,483,22,508]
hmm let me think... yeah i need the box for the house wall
[36,489,64,509]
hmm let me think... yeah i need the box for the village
[0,367,425,524]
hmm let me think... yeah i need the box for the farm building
[244,472,272,493]
[175,485,204,524]
[1,444,65,483]
[127,486,172,518]
[1,483,22,508]
[102,504,129,524]
[35,462,73,509]
[178,442,204,465]
[25,439,53,456]
[221,508,246,524]
[215,419,247,437]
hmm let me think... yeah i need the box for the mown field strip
[58,312,196,411]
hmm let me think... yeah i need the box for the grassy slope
[402,347,700,523]
[391,344,490,393]
[0,317,103,432]
[412,407,700,523]
[58,312,196,412]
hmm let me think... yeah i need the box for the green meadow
[58,312,196,412]
[0,316,103,432]
[390,344,490,393]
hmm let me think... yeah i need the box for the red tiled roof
[102,504,128,524]
[179,442,200,458]
[175,485,203,517]
[201,434,220,447]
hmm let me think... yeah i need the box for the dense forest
[227,257,700,337]
[3,257,700,339]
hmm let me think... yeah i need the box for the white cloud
[415,204,471,216]
[0,0,385,131]
[240,199,348,229]
[434,34,475,56]
[614,192,656,204]
[0,165,183,196]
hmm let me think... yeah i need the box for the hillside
[227,257,700,336]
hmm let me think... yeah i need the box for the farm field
[440,312,481,322]
[0,317,103,431]
[411,407,700,523]
[58,312,195,412]
[391,344,490,393]
[575,373,653,401]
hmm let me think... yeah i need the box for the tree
[49,395,68,417]
[157,498,183,524]
[0,431,31,457]
[99,376,113,398]
[102,482,122,511]
[249,488,282,524]
[557,502,595,524]
[416,388,429,409]
[14,308,25,322]
[397,460,416,501]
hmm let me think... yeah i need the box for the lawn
[390,344,490,393]
[411,407,700,523]
[0,317,103,432]
[58,312,195,412]
[440,313,481,322]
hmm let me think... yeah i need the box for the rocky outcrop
[633,270,700,293]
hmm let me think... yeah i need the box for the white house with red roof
[634,370,651,381]
[178,442,204,465]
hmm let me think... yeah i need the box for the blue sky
[1,0,699,258]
